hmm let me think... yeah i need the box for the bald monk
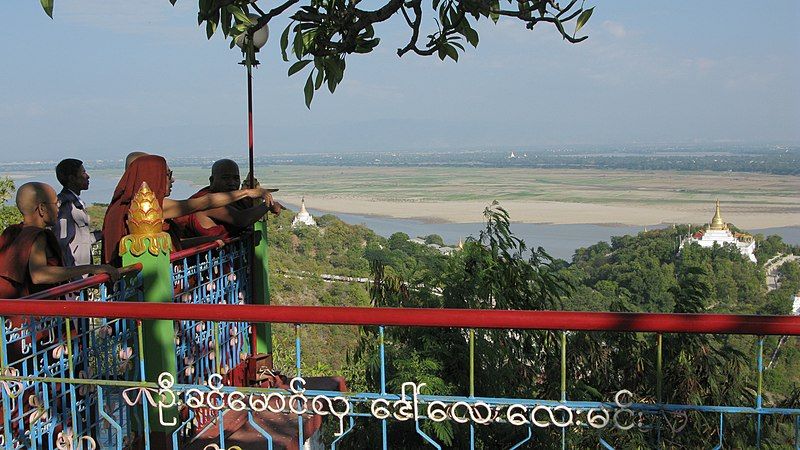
[124,151,148,169]
[0,182,120,298]
[175,159,283,239]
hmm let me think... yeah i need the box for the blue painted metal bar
[712,413,724,450]
[248,410,274,450]
[331,417,355,450]
[795,415,799,450]
[508,426,532,450]
[379,326,388,450]
[469,328,475,450]
[599,437,615,449]
[296,323,304,448]
[757,336,764,448]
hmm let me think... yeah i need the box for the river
[9,171,799,261]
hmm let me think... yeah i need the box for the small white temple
[292,197,317,228]
[680,201,757,263]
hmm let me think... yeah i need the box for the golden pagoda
[680,200,756,263]
[709,200,727,231]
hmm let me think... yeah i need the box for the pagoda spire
[709,200,727,230]
[300,196,308,215]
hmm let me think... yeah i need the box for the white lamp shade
[236,15,269,50]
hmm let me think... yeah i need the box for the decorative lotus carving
[119,182,171,257]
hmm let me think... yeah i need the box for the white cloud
[602,20,627,39]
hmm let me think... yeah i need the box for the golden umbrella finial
[709,199,727,231]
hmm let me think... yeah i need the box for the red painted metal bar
[169,235,245,261]
[20,263,143,300]
[1,300,800,336]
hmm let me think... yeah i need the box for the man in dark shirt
[53,158,102,267]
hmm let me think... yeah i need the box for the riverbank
[280,195,800,229]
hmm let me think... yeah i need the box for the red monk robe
[173,187,249,240]
[102,155,181,266]
[0,223,64,298]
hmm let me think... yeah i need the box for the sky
[0,1,798,162]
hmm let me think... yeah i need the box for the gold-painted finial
[119,182,171,257]
[709,199,727,231]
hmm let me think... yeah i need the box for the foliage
[344,202,574,448]
[335,208,800,447]
[0,177,22,232]
[40,0,594,107]
[422,233,444,246]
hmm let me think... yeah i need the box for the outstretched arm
[28,235,120,285]
[203,203,271,229]
[161,188,275,220]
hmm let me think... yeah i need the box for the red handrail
[21,263,143,300]
[1,300,799,336]
[170,235,246,261]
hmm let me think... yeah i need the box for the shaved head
[125,151,148,169]
[211,159,239,176]
[210,159,241,192]
[16,182,58,227]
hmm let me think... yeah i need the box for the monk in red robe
[175,159,282,240]
[102,155,276,266]
[0,182,119,298]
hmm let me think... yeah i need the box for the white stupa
[292,197,317,228]
[680,200,757,263]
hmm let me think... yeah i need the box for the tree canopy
[39,0,593,106]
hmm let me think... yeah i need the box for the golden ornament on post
[119,181,171,257]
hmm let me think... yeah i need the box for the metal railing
[2,265,144,449]
[4,296,800,449]
[170,235,254,441]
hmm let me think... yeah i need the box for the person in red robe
[102,155,277,266]
[0,182,119,298]
[174,159,282,240]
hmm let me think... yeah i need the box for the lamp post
[236,17,269,186]
[236,17,274,356]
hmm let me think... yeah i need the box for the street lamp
[237,15,269,188]
[237,15,271,357]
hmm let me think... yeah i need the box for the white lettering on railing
[116,373,683,432]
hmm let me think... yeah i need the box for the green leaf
[574,7,594,35]
[226,5,252,25]
[199,0,212,14]
[302,29,317,50]
[293,27,304,58]
[444,44,458,61]
[315,67,324,90]
[40,0,53,18]
[280,25,291,62]
[288,59,312,76]
[304,73,314,109]
[437,46,446,61]
[490,0,500,24]
[463,25,479,47]
[206,19,217,39]
[221,9,232,37]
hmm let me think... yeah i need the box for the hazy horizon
[1,1,798,162]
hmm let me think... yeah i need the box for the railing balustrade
[3,294,800,449]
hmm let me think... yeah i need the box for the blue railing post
[756,336,764,448]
